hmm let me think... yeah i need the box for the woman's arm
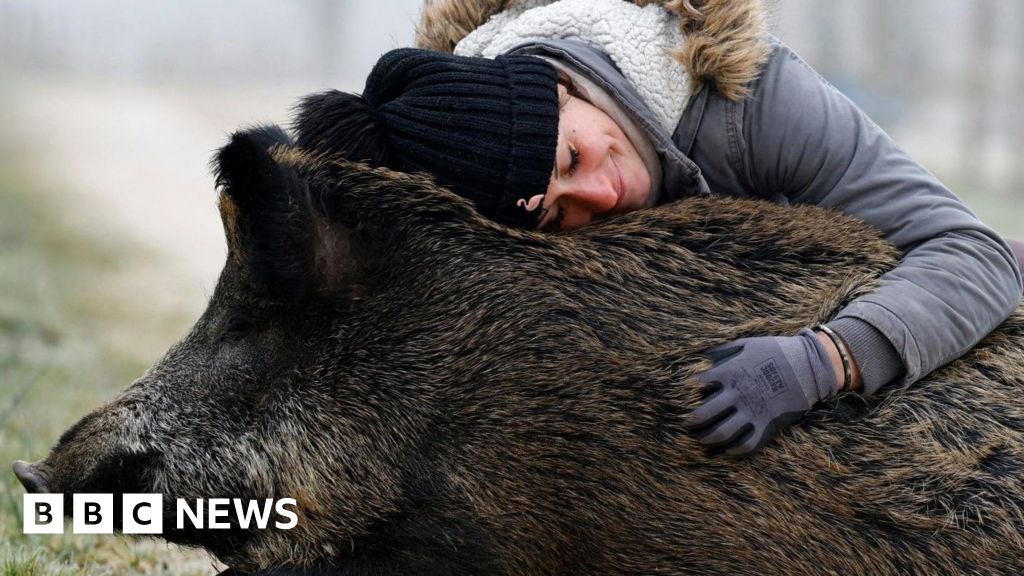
[741,38,1022,395]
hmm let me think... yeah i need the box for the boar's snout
[12,460,49,493]
[15,396,167,498]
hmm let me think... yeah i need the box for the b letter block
[23,494,63,534]
[73,493,113,534]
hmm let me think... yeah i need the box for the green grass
[0,138,218,573]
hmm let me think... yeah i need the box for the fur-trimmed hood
[415,0,770,101]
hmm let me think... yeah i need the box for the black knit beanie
[295,48,560,228]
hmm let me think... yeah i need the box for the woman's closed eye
[536,144,578,231]
[567,145,580,176]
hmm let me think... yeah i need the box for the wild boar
[14,125,1024,575]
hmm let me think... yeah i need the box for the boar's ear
[213,125,351,300]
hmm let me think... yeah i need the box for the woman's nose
[555,175,618,230]
[564,174,618,213]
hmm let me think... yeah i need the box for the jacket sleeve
[740,40,1023,395]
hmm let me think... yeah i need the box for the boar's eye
[220,316,255,342]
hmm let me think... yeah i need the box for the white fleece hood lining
[454,0,692,132]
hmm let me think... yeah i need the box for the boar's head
[13,125,898,572]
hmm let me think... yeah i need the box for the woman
[295,0,1024,455]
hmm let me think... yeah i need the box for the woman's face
[536,84,653,231]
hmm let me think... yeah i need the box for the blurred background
[0,1,1022,574]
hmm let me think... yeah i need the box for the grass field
[0,144,220,573]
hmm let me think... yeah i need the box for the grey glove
[683,328,839,455]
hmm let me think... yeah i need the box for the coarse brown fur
[16,127,1024,575]
[414,0,771,100]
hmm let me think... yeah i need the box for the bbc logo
[23,494,298,534]
[24,494,162,534]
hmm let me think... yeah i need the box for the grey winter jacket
[510,37,1024,396]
